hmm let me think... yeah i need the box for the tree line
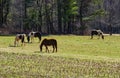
[0,0,107,35]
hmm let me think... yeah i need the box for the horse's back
[43,38,57,45]
[16,34,25,39]
[34,32,41,37]
[91,29,103,35]
[50,39,57,45]
[27,31,41,42]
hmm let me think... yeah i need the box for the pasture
[0,35,120,78]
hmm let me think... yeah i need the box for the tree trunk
[3,0,10,24]
[37,0,43,32]
[45,0,50,34]
[57,0,62,34]
[79,0,85,35]
[67,16,72,34]
[0,0,3,27]
[108,0,113,35]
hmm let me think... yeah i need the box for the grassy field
[0,35,120,78]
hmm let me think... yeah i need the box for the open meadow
[0,35,120,78]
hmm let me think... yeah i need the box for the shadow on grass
[34,51,48,53]
[8,44,15,47]
[8,44,21,47]
[34,51,40,53]
[34,51,55,54]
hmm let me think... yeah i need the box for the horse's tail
[55,40,57,52]
[21,35,25,43]
[38,33,41,42]
[91,31,93,39]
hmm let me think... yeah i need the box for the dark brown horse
[91,29,104,39]
[40,38,57,52]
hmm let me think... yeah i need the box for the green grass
[0,35,120,78]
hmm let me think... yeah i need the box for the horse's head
[27,35,30,43]
[40,44,42,52]
[102,35,104,39]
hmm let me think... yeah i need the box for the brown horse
[40,38,57,52]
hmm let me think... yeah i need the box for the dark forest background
[0,0,120,35]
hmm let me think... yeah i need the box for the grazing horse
[91,29,104,39]
[14,34,26,46]
[40,38,57,52]
[27,31,41,43]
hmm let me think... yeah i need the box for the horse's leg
[91,35,93,39]
[31,36,34,43]
[14,40,16,47]
[38,37,41,43]
[47,47,49,53]
[14,38,18,47]
[45,46,49,53]
[98,34,100,39]
[52,45,55,53]
[16,39,20,46]
[45,46,47,52]
[21,42,23,46]
[17,41,19,46]
[21,42,25,46]
[30,37,32,43]
[32,37,34,43]
[31,37,33,43]
[53,45,57,52]
[55,45,57,52]
[38,37,40,43]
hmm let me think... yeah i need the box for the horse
[91,29,104,39]
[14,34,26,46]
[27,31,41,43]
[40,38,57,53]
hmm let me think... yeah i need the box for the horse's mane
[40,39,46,51]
